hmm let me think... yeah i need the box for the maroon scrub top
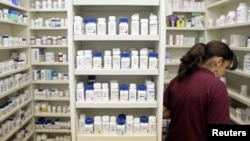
[163,68,230,141]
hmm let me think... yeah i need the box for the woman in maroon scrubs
[163,40,238,141]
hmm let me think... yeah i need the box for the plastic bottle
[83,50,92,69]
[140,116,148,134]
[110,116,117,134]
[112,48,120,69]
[126,115,134,134]
[74,16,83,35]
[104,50,112,69]
[148,116,157,134]
[76,50,84,68]
[133,117,140,134]
[219,15,226,25]
[140,19,149,35]
[92,52,102,69]
[97,18,106,35]
[226,11,236,24]
[85,18,97,35]
[120,84,129,101]
[108,16,116,35]
[148,52,158,69]
[131,13,139,35]
[117,118,125,135]
[101,83,109,101]
[119,17,129,35]
[79,113,86,133]
[76,82,84,102]
[85,117,94,134]
[131,50,139,69]
[236,3,248,23]
[85,84,94,101]
[248,7,250,22]
[138,84,147,102]
[121,51,130,69]
[94,116,102,134]
[102,115,110,134]
[93,83,102,101]
[140,48,148,69]
[149,13,158,35]
[243,53,250,73]
[110,82,119,101]
[247,36,250,48]
[129,83,137,101]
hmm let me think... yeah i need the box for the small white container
[102,115,110,134]
[94,116,102,134]
[131,13,139,35]
[93,83,102,101]
[243,53,250,73]
[97,18,106,35]
[129,83,137,101]
[236,3,248,23]
[140,49,148,69]
[140,19,149,35]
[110,116,117,134]
[101,83,109,101]
[76,82,84,102]
[149,14,158,35]
[120,84,129,101]
[119,17,129,35]
[117,118,125,135]
[110,82,119,101]
[148,116,157,134]
[126,115,134,134]
[148,52,158,69]
[108,16,116,35]
[112,48,121,69]
[85,84,94,101]
[121,52,130,69]
[85,118,94,134]
[131,50,139,69]
[74,16,83,35]
[85,18,97,35]
[104,50,112,69]
[83,50,93,69]
[76,50,84,68]
[138,84,147,102]
[133,117,140,134]
[92,52,102,69]
[226,11,236,24]
[140,116,149,134]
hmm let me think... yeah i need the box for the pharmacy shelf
[0,81,30,99]
[73,0,159,6]
[35,113,70,117]
[29,9,67,12]
[206,22,250,30]
[74,69,158,75]
[227,88,250,106]
[166,45,192,48]
[32,80,69,84]
[0,0,27,11]
[230,113,246,125]
[77,134,157,141]
[172,9,206,13]
[30,45,68,48]
[227,69,250,78]
[31,62,68,66]
[35,129,71,133]
[0,98,32,122]
[75,101,158,108]
[166,27,205,31]
[1,115,32,141]
[230,47,250,51]
[30,27,68,30]
[74,35,160,41]
[0,19,28,26]
[34,97,70,101]
[207,0,235,9]
[0,46,29,50]
[23,130,35,141]
[165,62,180,66]
[0,66,29,78]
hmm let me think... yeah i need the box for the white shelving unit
[28,1,71,139]
[205,0,250,124]
[68,0,166,141]
[0,1,33,140]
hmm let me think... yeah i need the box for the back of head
[177,40,238,81]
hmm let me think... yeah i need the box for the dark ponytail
[178,43,206,80]
[177,40,238,81]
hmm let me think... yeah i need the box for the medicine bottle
[149,14,158,35]
[148,52,158,69]
[102,115,110,134]
[247,36,250,48]
[131,13,139,35]
[85,18,97,35]
[236,3,248,23]
[140,116,149,134]
[248,7,250,22]
[110,116,117,134]
[129,83,137,101]
[112,48,120,69]
[58,52,63,62]
[133,117,140,134]
[85,84,94,101]
[101,83,109,101]
[138,84,147,102]
[117,118,125,135]
[110,82,119,101]
[76,82,84,102]
[108,16,116,35]
[148,115,157,134]
[243,53,250,73]
[120,84,128,101]
[76,50,84,68]
[83,50,92,69]
[85,117,94,134]
[140,48,148,69]
[226,11,236,24]
[104,50,112,69]
[94,116,102,134]
[121,51,130,69]
[146,81,155,101]
[126,115,134,134]
[97,18,106,35]
[93,82,102,101]
[131,50,139,69]
[92,52,102,69]
[74,16,83,35]
[119,17,129,35]
[140,19,148,35]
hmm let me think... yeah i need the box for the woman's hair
[177,40,238,81]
